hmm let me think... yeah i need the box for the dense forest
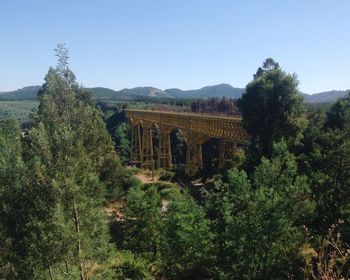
[1,47,350,279]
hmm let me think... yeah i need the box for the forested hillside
[0,86,41,100]
[0,100,38,126]
[0,84,245,101]
[2,83,348,103]
[303,90,350,103]
[1,48,350,279]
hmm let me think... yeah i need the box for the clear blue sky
[1,0,349,93]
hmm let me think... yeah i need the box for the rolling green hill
[90,87,126,100]
[1,84,349,103]
[0,86,41,100]
[303,90,349,103]
[0,100,38,125]
[165,83,245,99]
[0,84,246,101]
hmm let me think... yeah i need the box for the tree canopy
[238,58,306,166]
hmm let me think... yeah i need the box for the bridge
[124,109,249,175]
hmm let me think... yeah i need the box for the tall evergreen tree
[0,119,26,278]
[13,44,132,278]
[238,58,306,167]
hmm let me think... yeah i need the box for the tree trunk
[73,197,85,280]
[48,263,55,280]
[65,259,69,275]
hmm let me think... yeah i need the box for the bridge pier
[219,140,237,169]
[141,123,154,170]
[158,126,172,170]
[130,122,142,166]
[184,132,208,175]
[129,122,172,171]
[186,143,203,175]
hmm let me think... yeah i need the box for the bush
[108,251,153,280]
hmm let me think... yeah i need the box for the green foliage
[238,58,306,166]
[158,168,175,181]
[326,92,350,129]
[252,141,314,224]
[123,185,162,256]
[0,119,26,278]
[204,143,314,279]
[17,51,97,278]
[158,188,214,279]
[253,57,280,79]
[0,100,38,126]
[107,251,153,280]
[119,185,214,279]
[0,119,62,278]
[114,122,131,165]
[27,47,123,278]
[171,129,187,169]
[298,94,350,234]
[0,45,139,279]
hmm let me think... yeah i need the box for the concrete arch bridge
[124,109,249,175]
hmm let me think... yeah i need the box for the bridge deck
[125,109,243,120]
[124,109,249,144]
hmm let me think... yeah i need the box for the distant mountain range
[0,84,348,103]
[89,84,245,100]
[302,90,349,103]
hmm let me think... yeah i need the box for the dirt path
[135,170,160,184]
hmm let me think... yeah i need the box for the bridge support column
[158,126,172,170]
[219,140,237,169]
[130,122,142,166]
[141,124,154,170]
[184,132,208,176]
[186,143,203,175]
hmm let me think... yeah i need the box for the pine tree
[14,44,132,278]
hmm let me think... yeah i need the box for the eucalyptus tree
[16,44,131,279]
